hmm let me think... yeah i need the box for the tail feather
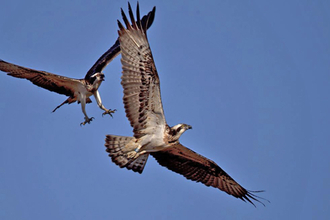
[127,154,149,173]
[52,97,81,112]
[105,135,149,174]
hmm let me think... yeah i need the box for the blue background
[1,0,329,219]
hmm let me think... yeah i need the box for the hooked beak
[186,124,192,130]
[100,73,105,81]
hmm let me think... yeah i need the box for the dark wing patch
[0,59,80,97]
[151,143,266,206]
[118,3,165,139]
[84,6,156,80]
[85,40,121,80]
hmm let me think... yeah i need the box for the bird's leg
[102,109,116,118]
[126,145,146,160]
[94,91,116,117]
[80,97,94,126]
[80,116,94,126]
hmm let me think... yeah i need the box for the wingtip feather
[243,190,270,207]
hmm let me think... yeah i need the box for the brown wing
[84,39,120,80]
[151,143,266,206]
[118,3,164,139]
[84,7,156,80]
[0,59,81,97]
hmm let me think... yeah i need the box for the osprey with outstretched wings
[104,3,267,206]
[0,9,155,125]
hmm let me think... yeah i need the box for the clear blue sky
[1,0,329,219]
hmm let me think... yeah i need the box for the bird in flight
[0,9,155,126]
[104,3,266,206]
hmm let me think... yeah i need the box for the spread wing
[118,3,164,139]
[151,143,266,206]
[0,59,81,97]
[84,6,156,80]
[85,39,120,80]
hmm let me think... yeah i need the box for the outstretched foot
[126,149,147,161]
[80,117,94,126]
[102,109,117,118]
[126,151,138,160]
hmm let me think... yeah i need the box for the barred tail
[104,135,149,174]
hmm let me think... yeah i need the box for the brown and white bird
[104,3,266,206]
[0,9,155,126]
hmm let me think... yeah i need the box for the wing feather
[0,59,80,97]
[1,7,158,93]
[85,6,156,80]
[118,4,163,139]
[151,143,266,206]
[84,39,121,80]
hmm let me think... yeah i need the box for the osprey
[104,3,266,206]
[0,9,155,126]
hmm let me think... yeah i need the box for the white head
[90,72,105,86]
[169,123,192,141]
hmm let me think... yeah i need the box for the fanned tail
[105,135,149,174]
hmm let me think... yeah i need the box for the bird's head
[169,123,192,142]
[90,72,105,85]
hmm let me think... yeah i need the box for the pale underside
[119,6,168,152]
[105,3,266,206]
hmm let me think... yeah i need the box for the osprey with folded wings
[104,3,267,206]
[0,9,155,125]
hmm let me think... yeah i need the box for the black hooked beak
[186,124,192,130]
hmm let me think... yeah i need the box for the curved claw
[126,151,138,160]
[126,149,147,162]
[102,109,117,118]
[80,117,95,126]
